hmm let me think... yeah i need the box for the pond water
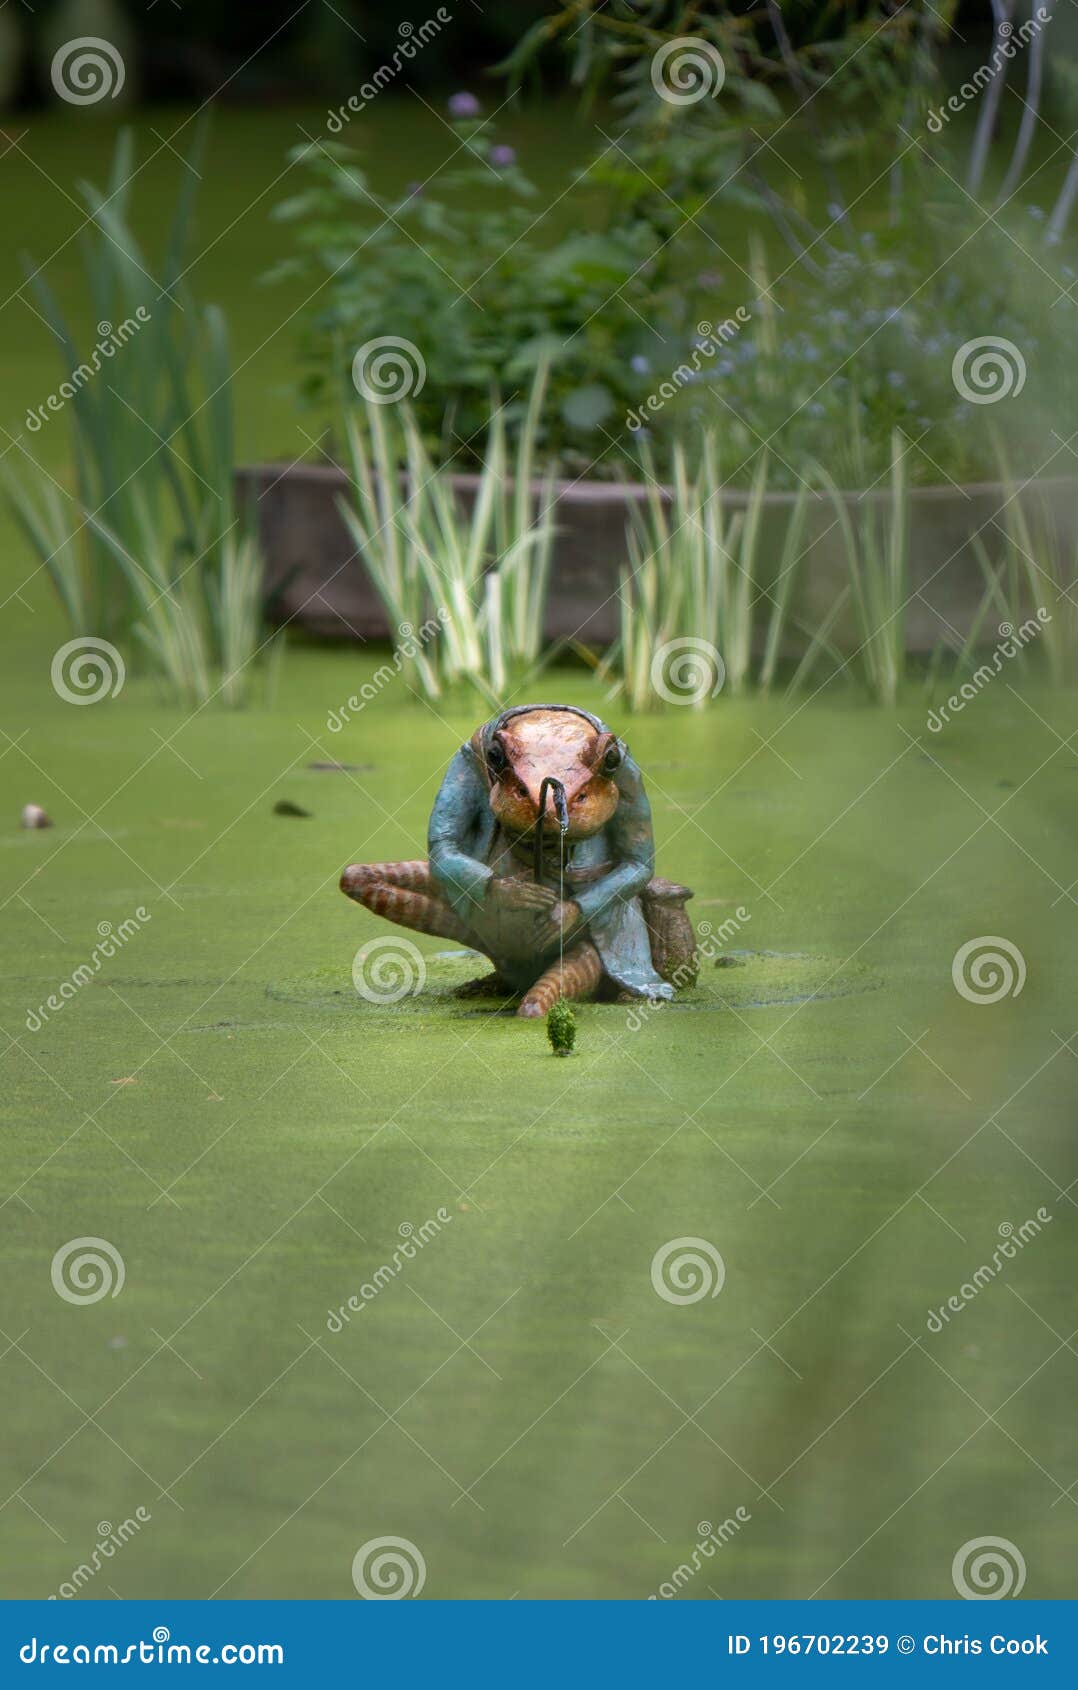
[1,649,1073,1597]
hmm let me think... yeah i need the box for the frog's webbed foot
[518,941,603,1018]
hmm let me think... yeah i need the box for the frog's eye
[486,736,508,777]
[602,741,624,774]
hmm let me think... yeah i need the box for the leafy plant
[984,462,1078,688]
[546,998,577,1056]
[271,108,661,473]
[337,362,557,704]
[6,127,271,708]
[501,6,1075,491]
[612,434,807,711]
[813,424,909,706]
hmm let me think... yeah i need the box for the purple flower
[489,144,516,168]
[448,92,480,119]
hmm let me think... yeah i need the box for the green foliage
[546,997,577,1056]
[337,361,556,704]
[813,423,909,707]
[500,4,1074,490]
[5,127,272,708]
[982,453,1078,689]
[271,114,662,472]
[613,434,808,711]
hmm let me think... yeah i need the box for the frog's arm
[428,745,494,918]
[572,754,655,923]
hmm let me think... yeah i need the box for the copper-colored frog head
[483,706,624,844]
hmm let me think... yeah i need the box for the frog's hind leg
[340,860,471,942]
[518,941,603,1019]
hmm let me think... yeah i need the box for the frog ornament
[341,704,697,1018]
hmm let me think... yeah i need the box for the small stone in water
[273,799,311,817]
[21,804,52,829]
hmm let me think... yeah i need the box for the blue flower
[630,354,651,375]
[489,144,516,168]
[448,92,480,119]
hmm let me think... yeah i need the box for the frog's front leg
[518,940,603,1019]
[340,859,472,942]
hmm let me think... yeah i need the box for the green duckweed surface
[2,643,1074,1599]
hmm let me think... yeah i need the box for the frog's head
[482,706,624,844]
